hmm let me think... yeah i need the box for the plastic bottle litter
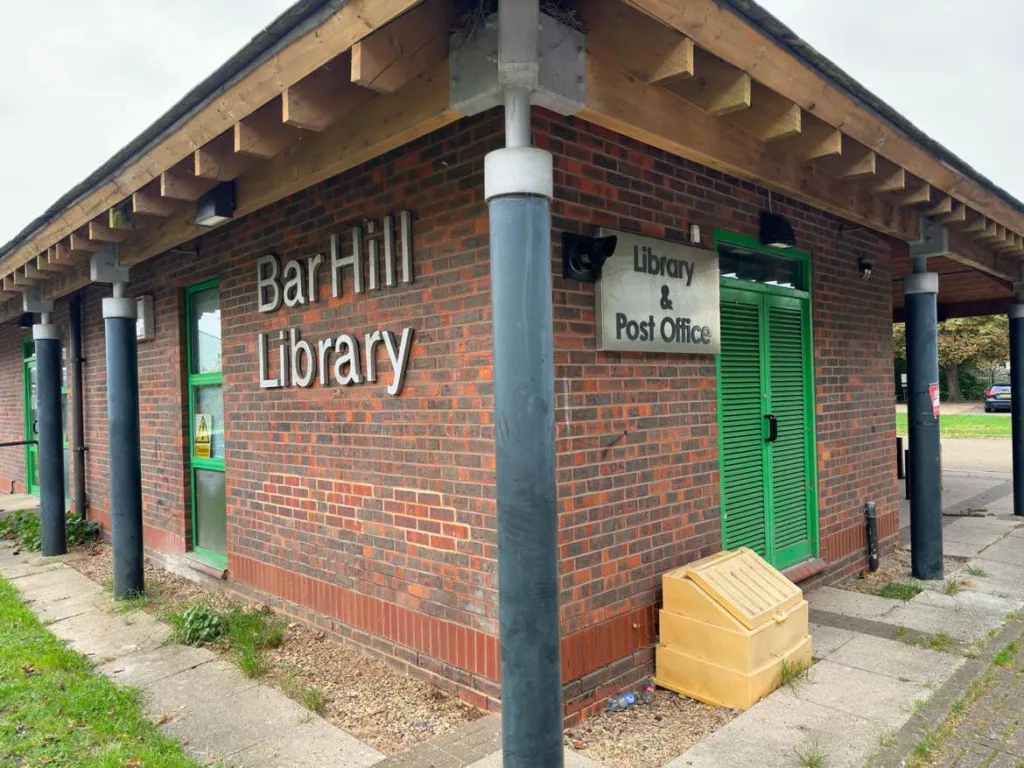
[639,682,655,705]
[606,691,637,712]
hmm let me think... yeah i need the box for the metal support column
[904,268,943,579]
[1011,302,1024,517]
[104,285,144,597]
[487,2,562,761]
[34,316,66,556]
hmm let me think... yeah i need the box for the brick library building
[1,0,1022,726]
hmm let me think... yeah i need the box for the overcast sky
[1,0,1021,247]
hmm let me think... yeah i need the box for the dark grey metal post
[34,318,66,556]
[487,82,562,765]
[1011,303,1024,517]
[904,270,943,579]
[104,289,144,597]
[69,294,87,518]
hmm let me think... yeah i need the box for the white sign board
[595,229,721,354]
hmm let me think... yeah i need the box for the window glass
[190,287,222,374]
[719,244,804,291]
[194,469,227,554]
[192,385,225,460]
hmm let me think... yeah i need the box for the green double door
[718,285,817,569]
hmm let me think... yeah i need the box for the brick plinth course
[0,108,898,721]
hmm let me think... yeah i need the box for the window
[186,281,227,562]
[718,243,805,292]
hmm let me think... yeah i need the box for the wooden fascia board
[580,55,918,240]
[119,60,458,268]
[627,0,1024,239]
[0,0,425,279]
[946,231,1018,283]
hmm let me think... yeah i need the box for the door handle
[32,420,38,436]
[764,414,778,443]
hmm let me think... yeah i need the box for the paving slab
[806,587,902,620]
[15,566,101,602]
[45,607,171,659]
[467,748,602,768]
[141,657,260,713]
[100,643,217,688]
[667,687,885,768]
[2,561,64,580]
[215,707,383,768]
[959,560,1024,599]
[33,591,113,623]
[882,590,1017,641]
[809,622,858,660]
[975,537,1024,567]
[825,634,964,686]
[158,683,320,762]
[944,539,994,559]
[792,660,928,725]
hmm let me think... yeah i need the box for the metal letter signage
[595,229,721,355]
[253,212,416,397]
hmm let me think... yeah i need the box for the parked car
[984,383,1012,413]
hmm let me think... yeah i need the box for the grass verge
[895,412,1011,439]
[0,576,199,767]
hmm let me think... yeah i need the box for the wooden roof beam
[776,112,842,161]
[195,132,252,181]
[580,54,918,240]
[668,47,751,116]
[579,0,694,85]
[36,247,65,273]
[902,180,932,208]
[994,232,1022,253]
[923,195,953,218]
[133,180,178,217]
[88,219,131,243]
[69,228,104,253]
[161,162,218,202]
[283,53,373,132]
[936,201,967,225]
[54,239,90,266]
[3,275,31,292]
[235,97,304,159]
[872,158,906,194]
[727,82,801,142]
[350,0,454,94]
[816,135,876,180]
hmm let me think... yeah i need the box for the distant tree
[893,315,1009,401]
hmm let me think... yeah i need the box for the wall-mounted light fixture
[759,211,795,249]
[858,257,874,281]
[562,232,618,283]
[195,181,236,227]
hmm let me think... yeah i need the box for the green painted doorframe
[23,339,69,499]
[713,230,820,569]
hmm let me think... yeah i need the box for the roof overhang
[1,0,1021,319]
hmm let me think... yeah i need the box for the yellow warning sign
[194,414,212,459]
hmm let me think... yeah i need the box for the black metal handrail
[0,440,37,448]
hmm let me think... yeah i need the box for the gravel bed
[65,541,481,755]
[565,688,736,768]
[841,546,968,597]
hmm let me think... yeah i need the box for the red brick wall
[537,111,898,720]
[0,323,32,494]
[0,108,898,720]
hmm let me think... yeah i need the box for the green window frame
[713,229,820,567]
[185,279,227,567]
[23,338,69,498]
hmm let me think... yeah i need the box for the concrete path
[670,505,1024,766]
[0,543,383,768]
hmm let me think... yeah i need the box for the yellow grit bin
[654,547,812,710]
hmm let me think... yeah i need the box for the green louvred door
[718,288,769,557]
[766,294,815,566]
[718,287,817,570]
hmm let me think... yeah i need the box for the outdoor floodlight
[195,181,236,227]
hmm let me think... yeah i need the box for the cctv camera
[562,233,618,283]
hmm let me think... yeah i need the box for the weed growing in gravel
[878,730,896,747]
[993,640,1019,667]
[949,699,966,717]
[224,606,286,678]
[115,591,150,614]
[237,645,266,678]
[964,565,987,578]
[879,582,922,601]
[944,578,963,596]
[795,742,826,768]
[166,603,225,646]
[927,633,953,653]
[778,657,810,688]
[0,511,98,552]
[894,625,910,641]
[279,668,327,714]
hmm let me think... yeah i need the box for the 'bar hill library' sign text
[254,212,415,396]
[596,229,720,355]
